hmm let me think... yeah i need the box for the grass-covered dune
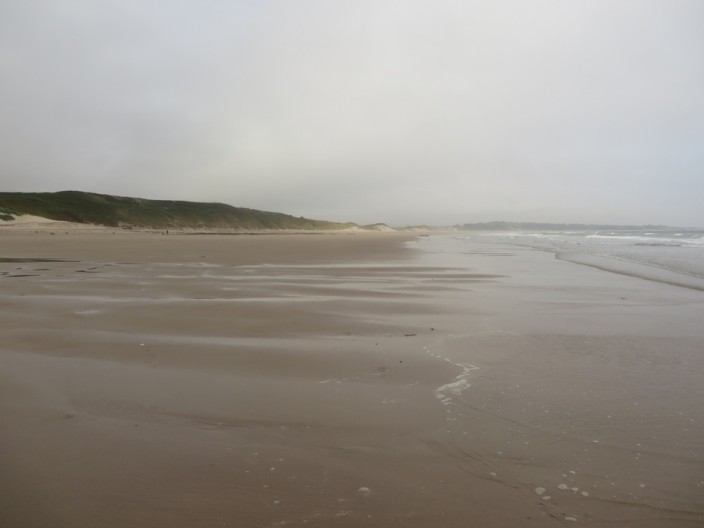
[0,191,356,230]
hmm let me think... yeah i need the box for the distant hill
[455,221,673,231]
[0,191,356,230]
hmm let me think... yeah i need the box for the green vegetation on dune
[0,191,356,230]
[0,206,14,222]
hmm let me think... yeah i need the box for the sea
[456,228,704,291]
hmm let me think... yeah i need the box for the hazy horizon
[3,189,704,230]
[1,1,702,227]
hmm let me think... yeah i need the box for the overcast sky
[1,1,702,226]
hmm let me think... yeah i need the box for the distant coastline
[454,221,701,232]
[2,191,698,233]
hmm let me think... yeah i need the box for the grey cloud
[1,0,703,226]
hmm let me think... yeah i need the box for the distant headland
[453,221,697,232]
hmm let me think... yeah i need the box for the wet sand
[1,231,703,527]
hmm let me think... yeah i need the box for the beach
[1,230,703,527]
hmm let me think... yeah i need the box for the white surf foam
[423,338,479,405]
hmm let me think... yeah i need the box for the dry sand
[1,230,702,527]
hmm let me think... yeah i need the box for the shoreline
[555,251,704,292]
[1,232,703,527]
[452,230,704,290]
